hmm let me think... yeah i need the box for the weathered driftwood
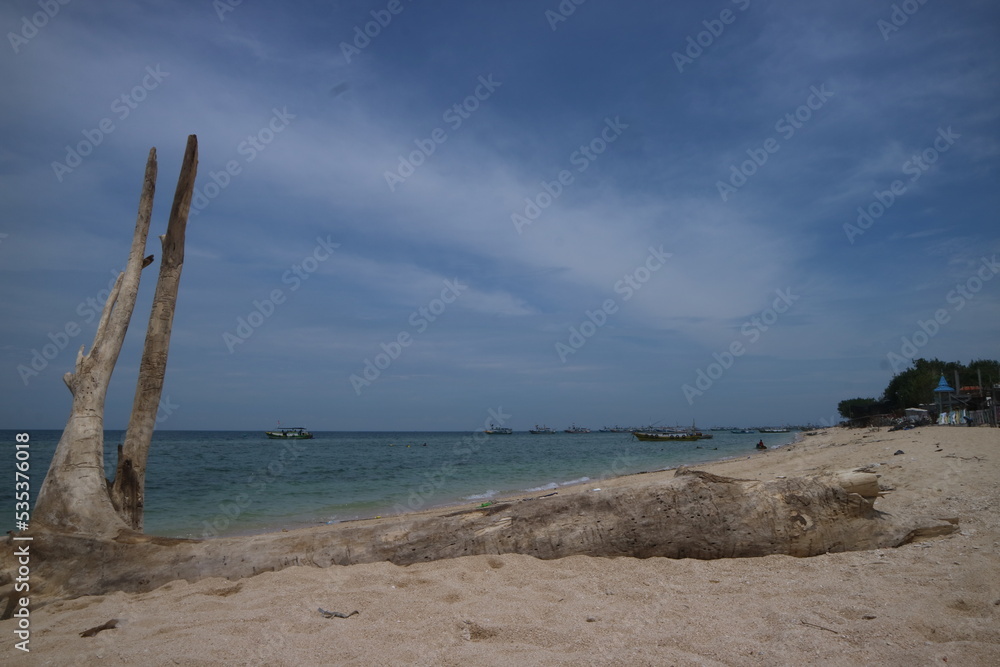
[30,150,159,537]
[32,136,197,537]
[824,470,882,499]
[1,468,955,612]
[109,136,197,531]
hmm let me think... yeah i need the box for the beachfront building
[933,375,957,424]
[931,374,1000,426]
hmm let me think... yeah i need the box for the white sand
[5,426,999,665]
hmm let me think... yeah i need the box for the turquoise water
[1,429,795,539]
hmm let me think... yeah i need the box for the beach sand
[5,426,999,665]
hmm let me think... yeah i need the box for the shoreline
[211,426,892,546]
[3,429,796,540]
[213,431,799,539]
[8,424,997,665]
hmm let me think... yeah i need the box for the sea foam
[464,490,498,501]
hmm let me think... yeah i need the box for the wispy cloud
[1,0,998,429]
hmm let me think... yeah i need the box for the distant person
[756,440,766,450]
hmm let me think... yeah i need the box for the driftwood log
[1,467,955,613]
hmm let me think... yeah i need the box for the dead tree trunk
[32,136,197,538]
[8,469,957,608]
[110,136,197,530]
[31,151,158,537]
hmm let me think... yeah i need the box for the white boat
[264,427,313,440]
[632,431,699,442]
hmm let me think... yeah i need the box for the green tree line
[838,358,1000,420]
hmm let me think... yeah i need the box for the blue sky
[1,0,998,431]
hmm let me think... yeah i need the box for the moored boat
[564,425,591,434]
[485,424,513,434]
[529,424,556,434]
[631,431,699,442]
[265,427,314,439]
[688,421,713,439]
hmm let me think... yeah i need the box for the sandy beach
[5,425,999,666]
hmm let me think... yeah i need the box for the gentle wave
[524,476,591,493]
[525,482,559,492]
[464,490,499,501]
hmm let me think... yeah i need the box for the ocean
[2,429,795,539]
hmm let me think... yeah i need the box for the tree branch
[112,136,198,529]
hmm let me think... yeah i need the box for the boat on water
[631,420,712,441]
[731,428,756,434]
[680,421,713,439]
[529,424,556,434]
[264,427,314,440]
[564,425,591,434]
[485,424,513,434]
[758,427,791,433]
[631,431,699,442]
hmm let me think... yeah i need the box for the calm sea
[1,429,795,539]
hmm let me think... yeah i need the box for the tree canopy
[838,358,1000,419]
